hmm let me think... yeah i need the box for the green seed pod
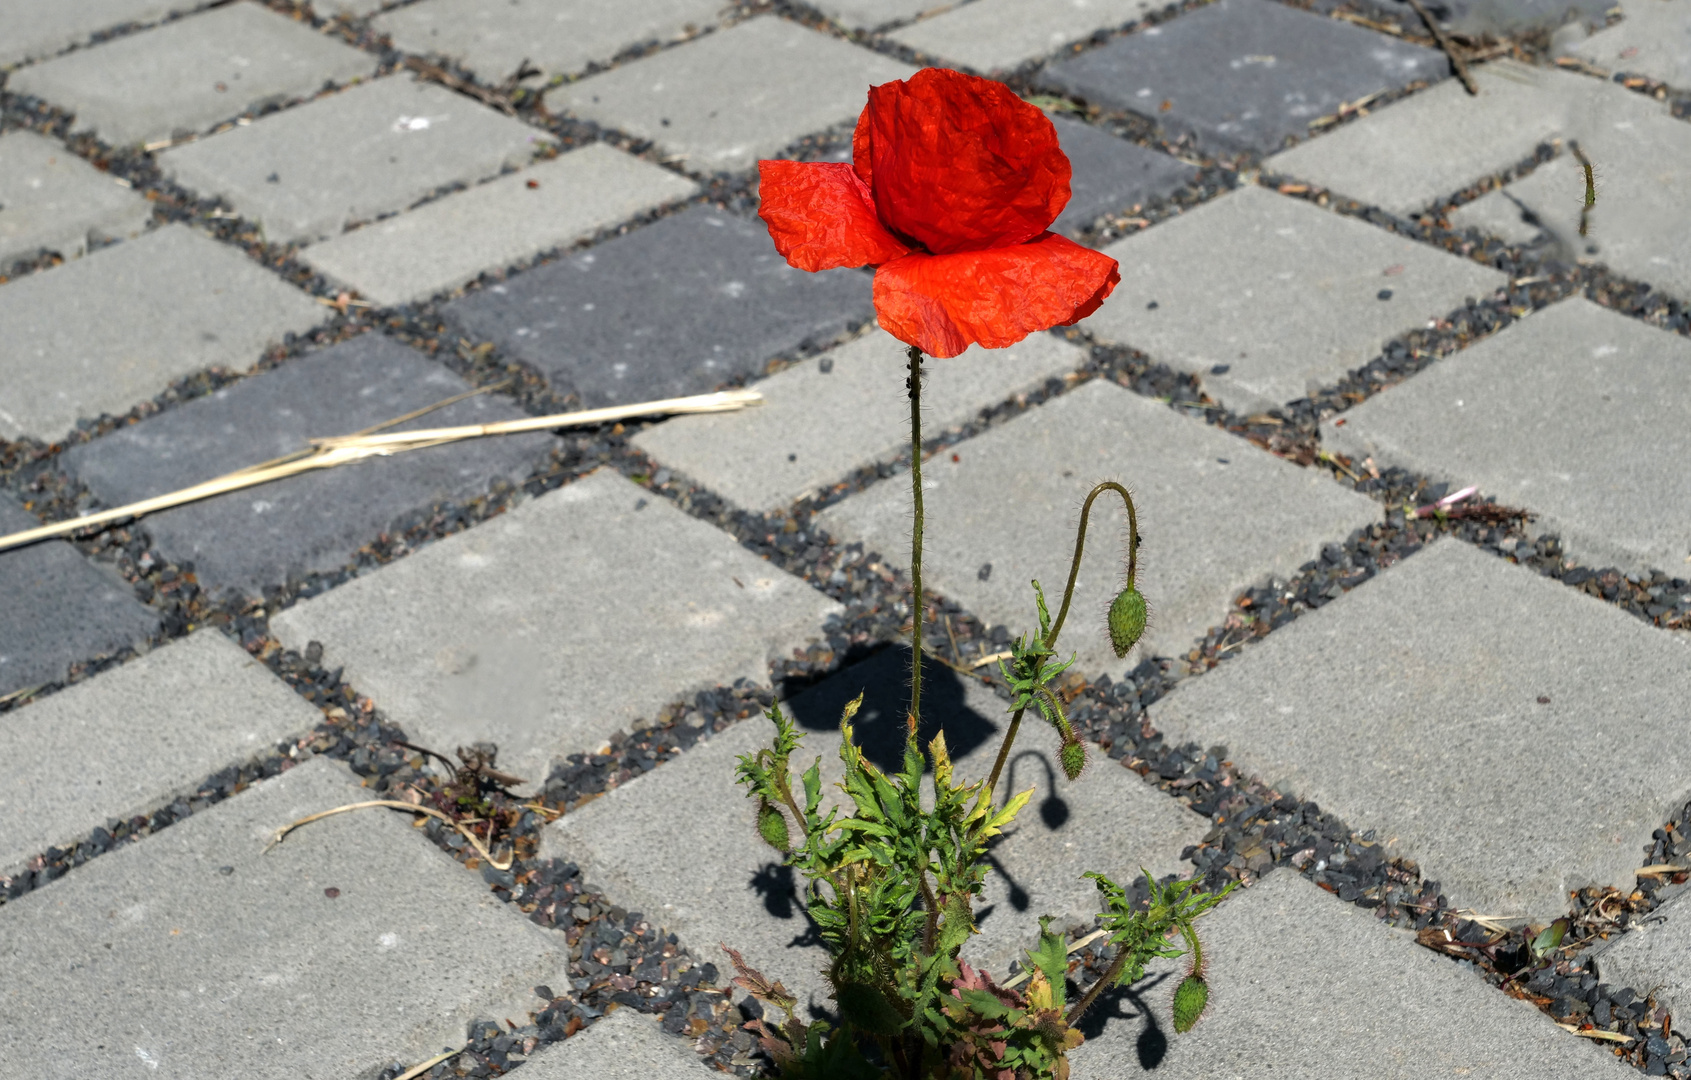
[1107,586,1147,659]
[1172,975,1209,1033]
[757,800,790,852]
[1059,738,1087,782]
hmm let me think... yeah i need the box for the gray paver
[550,16,916,174]
[373,0,728,82]
[814,0,944,29]
[0,630,320,875]
[0,756,567,1079]
[520,1009,716,1080]
[542,645,1209,1009]
[1407,0,1619,37]
[633,327,1086,513]
[1144,539,1691,918]
[1448,167,1554,245]
[0,491,159,699]
[271,468,841,785]
[1264,60,1586,216]
[316,0,388,15]
[1040,0,1447,155]
[1081,185,1509,415]
[891,0,1154,74]
[1572,0,1691,88]
[1071,870,1633,1079]
[447,204,874,408]
[1051,115,1197,236]
[1324,299,1691,573]
[7,2,377,149]
[0,223,324,442]
[161,74,552,244]
[817,379,1380,679]
[61,333,555,596]
[0,130,152,264]
[0,0,208,68]
[1593,888,1691,1015]
[301,143,697,307]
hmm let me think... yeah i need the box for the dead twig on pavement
[264,799,515,869]
[1405,0,1481,95]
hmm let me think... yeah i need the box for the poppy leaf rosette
[756,68,1120,359]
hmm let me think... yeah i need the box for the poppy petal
[861,68,1071,255]
[757,160,910,272]
[872,233,1119,359]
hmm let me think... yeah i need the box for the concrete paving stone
[6,2,377,149]
[1070,870,1634,1079]
[1144,539,1691,918]
[0,491,159,700]
[1358,0,1610,36]
[1593,888,1691,1015]
[60,333,555,597]
[816,379,1380,680]
[0,630,320,875]
[1051,115,1198,236]
[373,0,729,82]
[1040,0,1448,155]
[520,1009,717,1080]
[0,223,324,443]
[0,755,568,1079]
[1264,60,1589,217]
[0,0,208,68]
[813,0,945,29]
[891,0,1155,74]
[542,644,1209,1010]
[549,16,916,174]
[447,203,874,408]
[633,327,1086,513]
[271,467,841,785]
[1572,0,1691,88]
[301,143,697,307]
[1447,166,1554,245]
[0,130,152,265]
[315,0,388,15]
[1325,299,1691,573]
[160,74,552,245]
[1081,185,1509,416]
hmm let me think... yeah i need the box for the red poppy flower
[756,68,1119,359]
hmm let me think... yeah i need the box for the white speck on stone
[392,115,436,133]
[379,932,400,949]
[136,1047,160,1069]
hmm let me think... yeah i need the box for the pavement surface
[3,0,1690,1078]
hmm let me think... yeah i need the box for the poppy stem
[906,345,924,730]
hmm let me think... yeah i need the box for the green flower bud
[1059,738,1087,781]
[1172,974,1209,1033]
[1107,586,1147,659]
[757,800,790,852]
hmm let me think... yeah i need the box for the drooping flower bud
[1107,586,1147,659]
[1059,737,1086,781]
[1172,974,1209,1033]
[757,800,790,852]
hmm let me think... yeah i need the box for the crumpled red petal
[872,233,1120,358]
[857,68,1071,256]
[757,160,910,271]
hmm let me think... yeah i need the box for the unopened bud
[757,800,790,852]
[1172,975,1209,1033]
[1108,586,1147,659]
[1059,738,1086,781]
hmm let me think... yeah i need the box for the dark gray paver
[549,16,916,174]
[1324,299,1691,573]
[0,630,320,875]
[300,143,697,307]
[821,376,1381,684]
[6,2,377,149]
[160,74,552,244]
[0,223,324,442]
[0,129,153,264]
[1082,184,1509,416]
[1144,539,1691,918]
[1041,0,1447,155]
[1071,870,1634,1079]
[633,327,1085,513]
[521,1009,716,1080]
[0,491,159,699]
[542,645,1208,1009]
[0,0,208,68]
[1051,116,1197,236]
[448,204,874,408]
[0,756,568,1079]
[891,0,1154,73]
[1572,0,1691,88]
[60,333,555,597]
[1374,0,1613,37]
[271,467,841,785]
[1264,60,1585,216]
[373,0,728,82]
[1593,887,1691,1016]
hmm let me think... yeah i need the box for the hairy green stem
[907,345,925,729]
[1064,934,1137,1026]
